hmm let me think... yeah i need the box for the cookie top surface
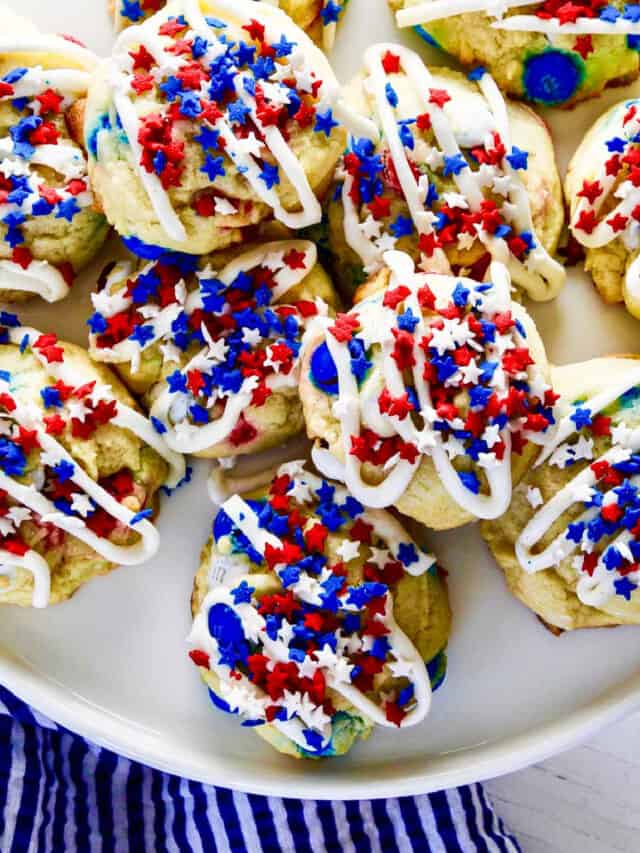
[113,0,348,51]
[331,47,565,302]
[0,315,184,607]
[0,14,107,301]
[393,0,640,37]
[510,356,640,615]
[189,460,446,757]
[302,250,555,522]
[86,0,352,253]
[88,239,336,456]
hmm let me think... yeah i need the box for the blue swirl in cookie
[522,49,583,105]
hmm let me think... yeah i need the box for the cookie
[390,0,640,107]
[327,48,565,301]
[110,0,349,51]
[300,250,555,530]
[0,314,184,608]
[88,239,339,459]
[482,356,640,631]
[86,0,352,255]
[189,461,451,758]
[567,99,640,318]
[0,8,109,302]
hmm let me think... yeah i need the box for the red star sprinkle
[243,19,265,41]
[35,88,64,114]
[131,73,155,95]
[428,88,451,108]
[573,35,593,59]
[329,313,360,343]
[283,249,307,270]
[368,196,392,219]
[129,44,156,70]
[577,180,602,204]
[605,154,621,176]
[158,19,187,37]
[574,209,598,234]
[607,212,628,232]
[378,389,414,420]
[11,247,32,270]
[381,51,401,73]
[15,426,39,452]
[305,523,328,553]
[418,232,441,257]
[33,335,64,363]
[43,415,66,435]
[383,286,411,309]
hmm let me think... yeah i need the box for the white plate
[2,0,640,801]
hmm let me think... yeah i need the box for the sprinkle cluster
[0,66,93,283]
[119,0,347,39]
[117,9,340,217]
[314,274,556,498]
[89,243,324,449]
[190,463,436,750]
[340,55,536,278]
[534,0,640,27]
[0,314,150,557]
[572,103,640,247]
[543,405,640,601]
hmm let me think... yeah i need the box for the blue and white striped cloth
[0,686,520,852]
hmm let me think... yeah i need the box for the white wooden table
[486,713,640,851]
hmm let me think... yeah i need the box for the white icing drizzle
[516,366,640,608]
[312,251,552,520]
[343,44,564,302]
[0,325,185,607]
[104,0,362,245]
[395,0,640,34]
[189,462,434,752]
[0,261,69,303]
[0,36,98,70]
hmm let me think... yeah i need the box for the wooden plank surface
[486,712,640,852]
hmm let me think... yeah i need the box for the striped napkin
[0,686,520,852]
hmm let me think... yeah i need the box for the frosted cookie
[0,10,109,302]
[0,315,184,608]
[390,0,640,107]
[300,250,556,530]
[88,239,339,459]
[482,356,640,631]
[189,461,450,758]
[567,99,640,319]
[110,0,349,51]
[86,0,359,255]
[327,49,565,301]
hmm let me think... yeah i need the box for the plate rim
[2,647,640,800]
